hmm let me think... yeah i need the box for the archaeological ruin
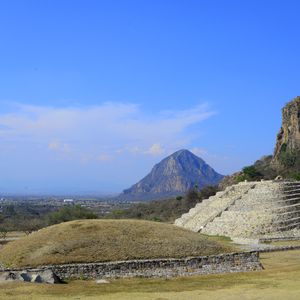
[175,180,300,239]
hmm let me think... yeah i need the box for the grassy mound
[0,219,234,268]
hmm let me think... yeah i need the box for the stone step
[272,202,300,211]
[275,220,300,231]
[175,185,243,229]
[177,184,255,232]
[277,208,300,216]
[273,215,300,225]
[175,196,218,224]
[282,186,300,192]
[282,193,300,199]
[228,202,300,215]
[202,222,270,238]
[282,187,300,193]
[176,180,300,238]
[282,181,300,185]
[227,197,300,212]
[273,196,300,204]
[206,213,299,236]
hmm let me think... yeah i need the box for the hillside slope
[0,219,233,268]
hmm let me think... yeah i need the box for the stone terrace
[175,181,300,239]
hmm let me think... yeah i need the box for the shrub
[105,185,218,223]
[242,166,262,180]
[291,173,300,181]
[0,227,8,240]
[235,174,247,183]
[278,143,297,167]
[47,205,97,225]
[279,151,297,167]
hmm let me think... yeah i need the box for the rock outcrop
[273,96,300,158]
[120,149,224,201]
[272,96,300,173]
[219,97,300,187]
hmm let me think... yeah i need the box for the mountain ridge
[119,149,224,201]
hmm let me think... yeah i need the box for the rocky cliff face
[273,96,300,160]
[120,149,224,201]
[219,96,300,189]
[272,96,300,172]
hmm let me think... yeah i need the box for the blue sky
[0,0,299,194]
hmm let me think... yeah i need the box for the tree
[0,226,8,240]
[4,205,16,216]
[242,166,262,180]
[22,218,44,235]
[185,188,199,207]
[47,205,98,225]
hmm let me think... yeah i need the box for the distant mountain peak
[169,149,196,159]
[173,149,189,155]
[120,149,223,201]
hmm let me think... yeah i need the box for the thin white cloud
[97,154,113,162]
[48,141,60,150]
[48,141,71,153]
[145,143,165,156]
[0,102,215,162]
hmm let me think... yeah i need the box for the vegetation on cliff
[220,97,300,189]
[271,96,300,178]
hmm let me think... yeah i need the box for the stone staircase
[175,181,300,238]
[174,182,256,232]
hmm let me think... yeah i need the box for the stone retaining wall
[259,245,300,253]
[259,236,300,243]
[5,251,262,280]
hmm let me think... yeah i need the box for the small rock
[0,269,62,284]
[31,274,43,283]
[1,272,17,281]
[39,269,62,284]
[96,279,110,284]
[19,272,32,282]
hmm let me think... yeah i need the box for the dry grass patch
[0,219,233,268]
[0,250,299,300]
[268,240,300,247]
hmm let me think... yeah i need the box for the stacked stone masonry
[2,252,262,280]
[175,181,300,238]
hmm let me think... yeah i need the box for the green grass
[0,250,299,299]
[0,219,234,268]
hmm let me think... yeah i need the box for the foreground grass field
[0,250,299,300]
[268,239,300,247]
[0,219,233,267]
